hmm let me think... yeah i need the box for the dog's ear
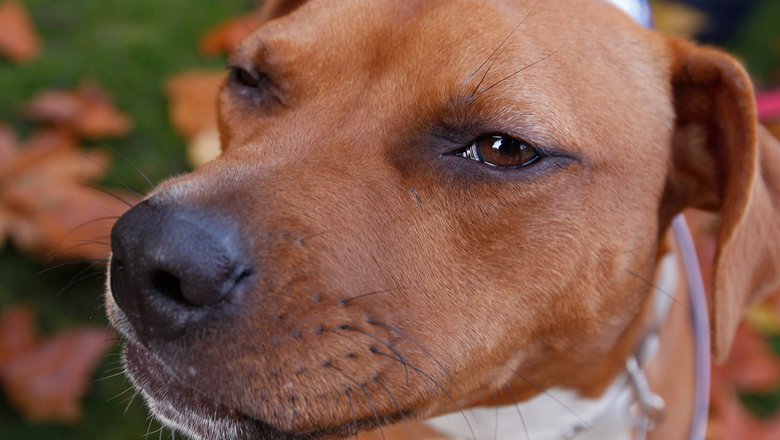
[663,38,780,362]
[258,0,308,22]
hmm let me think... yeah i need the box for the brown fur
[105,1,780,438]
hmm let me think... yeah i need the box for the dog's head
[105,0,780,438]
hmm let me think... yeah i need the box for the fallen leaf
[651,1,710,38]
[0,0,41,63]
[0,127,136,261]
[188,128,221,167]
[0,306,38,369]
[709,385,780,440]
[166,71,224,139]
[23,83,133,140]
[0,327,113,425]
[166,71,225,167]
[712,324,780,393]
[200,13,263,56]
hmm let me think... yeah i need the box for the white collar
[604,0,653,27]
[424,253,678,440]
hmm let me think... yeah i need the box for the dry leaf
[166,71,225,167]
[0,127,136,261]
[0,0,41,63]
[0,306,38,369]
[166,71,224,139]
[651,1,709,38]
[712,324,780,393]
[188,128,221,167]
[709,386,780,440]
[1,328,113,425]
[23,83,133,140]
[200,13,263,56]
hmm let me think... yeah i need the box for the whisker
[144,414,156,440]
[95,369,128,382]
[372,376,414,440]
[108,384,135,401]
[481,45,564,94]
[625,269,711,334]
[43,216,119,262]
[83,152,148,196]
[511,372,599,436]
[366,320,453,378]
[108,146,155,190]
[501,386,530,440]
[56,266,104,297]
[45,241,111,262]
[38,258,109,275]
[359,384,387,440]
[492,392,499,440]
[471,0,542,95]
[336,326,410,385]
[340,287,411,305]
[344,388,360,440]
[371,349,476,440]
[325,362,386,440]
[84,183,136,208]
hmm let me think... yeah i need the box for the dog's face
[105,0,779,439]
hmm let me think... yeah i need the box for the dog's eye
[457,135,541,168]
[230,66,263,89]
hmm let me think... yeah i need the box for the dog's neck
[423,251,679,440]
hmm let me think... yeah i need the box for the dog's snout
[110,200,254,341]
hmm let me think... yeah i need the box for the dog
[104,0,780,438]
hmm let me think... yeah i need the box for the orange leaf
[23,83,133,140]
[0,328,114,425]
[166,70,224,140]
[200,13,263,56]
[0,306,38,369]
[712,324,780,393]
[166,71,225,167]
[709,387,780,440]
[0,127,137,261]
[0,0,41,63]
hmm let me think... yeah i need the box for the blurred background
[0,0,779,439]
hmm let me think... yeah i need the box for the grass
[0,0,253,438]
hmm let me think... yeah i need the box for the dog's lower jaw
[123,340,418,440]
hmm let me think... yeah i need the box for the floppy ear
[258,0,309,22]
[663,38,780,362]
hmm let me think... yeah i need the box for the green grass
[0,0,253,438]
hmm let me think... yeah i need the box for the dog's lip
[124,341,254,439]
[124,341,411,440]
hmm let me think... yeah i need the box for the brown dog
[105,0,780,439]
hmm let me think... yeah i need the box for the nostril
[151,270,187,305]
[110,201,256,341]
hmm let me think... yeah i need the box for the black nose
[110,200,254,341]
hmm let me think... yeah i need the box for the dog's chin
[123,341,402,440]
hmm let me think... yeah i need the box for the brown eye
[458,135,541,168]
[230,66,261,88]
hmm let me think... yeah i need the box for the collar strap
[604,0,653,27]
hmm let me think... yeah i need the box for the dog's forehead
[231,0,672,162]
